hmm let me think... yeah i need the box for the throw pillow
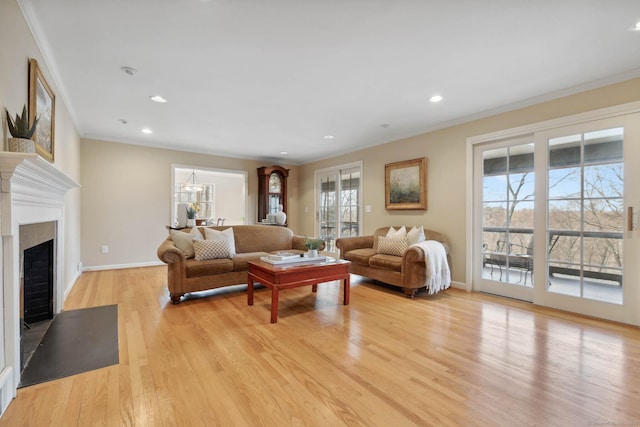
[407,226,426,246]
[194,239,231,260]
[204,227,236,256]
[170,229,201,259]
[386,226,407,239]
[377,236,408,257]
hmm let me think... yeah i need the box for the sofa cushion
[232,252,270,271]
[204,227,236,256]
[386,226,407,238]
[170,227,203,258]
[407,226,426,246]
[377,236,408,257]
[344,248,377,266]
[194,239,231,260]
[369,253,403,271]
[185,258,234,278]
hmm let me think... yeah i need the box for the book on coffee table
[260,254,334,265]
[267,252,301,261]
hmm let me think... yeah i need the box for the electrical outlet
[77,262,83,272]
[101,245,109,254]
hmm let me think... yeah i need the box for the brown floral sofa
[157,225,320,303]
[336,226,451,297]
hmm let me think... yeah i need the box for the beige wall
[297,78,640,284]
[0,0,82,297]
[80,138,298,268]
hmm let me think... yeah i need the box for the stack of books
[260,252,328,265]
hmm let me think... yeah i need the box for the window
[316,163,362,252]
[547,127,624,303]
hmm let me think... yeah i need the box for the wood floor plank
[1,265,639,426]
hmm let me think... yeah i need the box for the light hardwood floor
[1,266,639,426]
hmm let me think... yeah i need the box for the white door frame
[466,100,640,325]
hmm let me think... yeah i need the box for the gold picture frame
[28,58,55,162]
[385,157,427,210]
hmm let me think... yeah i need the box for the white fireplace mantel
[0,152,79,414]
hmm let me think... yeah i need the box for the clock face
[269,173,282,193]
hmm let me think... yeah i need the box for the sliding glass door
[473,113,640,323]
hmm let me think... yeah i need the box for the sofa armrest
[157,238,186,264]
[335,235,374,258]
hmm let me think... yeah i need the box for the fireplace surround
[0,153,78,413]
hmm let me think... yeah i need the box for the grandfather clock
[257,165,289,223]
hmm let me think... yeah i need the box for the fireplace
[19,222,56,371]
[0,153,78,414]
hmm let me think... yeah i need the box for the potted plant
[304,237,324,258]
[5,105,38,153]
[186,202,199,227]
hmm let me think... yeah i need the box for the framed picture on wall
[28,58,55,162]
[385,157,427,210]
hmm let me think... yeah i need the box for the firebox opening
[19,221,56,373]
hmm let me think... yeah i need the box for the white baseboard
[450,280,467,290]
[82,260,164,272]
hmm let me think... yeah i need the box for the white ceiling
[20,0,640,165]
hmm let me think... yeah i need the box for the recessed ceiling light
[141,128,152,134]
[280,151,288,155]
[633,20,640,31]
[150,95,167,103]
[121,66,137,76]
[429,95,444,103]
[324,135,334,140]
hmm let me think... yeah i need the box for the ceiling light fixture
[634,20,640,31]
[324,135,334,140]
[182,170,204,192]
[121,66,137,76]
[150,95,167,103]
[141,128,152,134]
[280,151,288,155]
[429,95,444,103]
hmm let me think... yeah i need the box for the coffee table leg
[248,276,254,306]
[312,284,318,292]
[344,274,350,305]
[271,287,279,323]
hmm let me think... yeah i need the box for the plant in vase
[186,202,200,227]
[304,237,324,258]
[5,105,38,153]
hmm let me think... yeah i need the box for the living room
[2,0,640,425]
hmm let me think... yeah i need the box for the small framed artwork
[28,58,55,162]
[385,157,427,210]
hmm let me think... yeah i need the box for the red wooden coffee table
[247,258,351,323]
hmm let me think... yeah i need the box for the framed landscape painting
[385,157,427,210]
[28,58,55,162]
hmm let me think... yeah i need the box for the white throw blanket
[413,240,451,295]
